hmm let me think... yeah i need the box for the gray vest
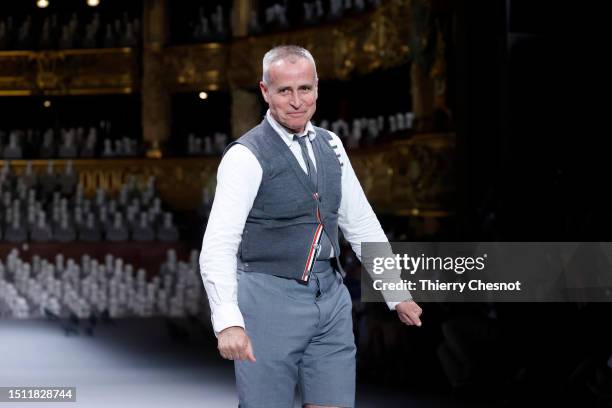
[225,119,343,282]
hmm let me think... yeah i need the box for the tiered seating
[0,248,203,320]
[0,10,140,50]
[0,123,142,160]
[249,0,382,35]
[0,161,179,243]
[314,111,414,149]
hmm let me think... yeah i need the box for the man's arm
[332,132,422,326]
[199,144,262,349]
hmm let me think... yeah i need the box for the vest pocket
[263,200,316,217]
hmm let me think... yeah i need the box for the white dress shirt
[199,111,400,335]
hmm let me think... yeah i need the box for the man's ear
[259,81,269,103]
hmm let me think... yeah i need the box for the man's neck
[282,124,304,134]
[277,120,303,135]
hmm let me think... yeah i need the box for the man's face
[260,57,318,134]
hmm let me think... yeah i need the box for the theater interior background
[0,0,610,407]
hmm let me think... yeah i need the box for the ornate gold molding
[0,48,138,95]
[163,43,228,92]
[349,132,455,215]
[165,0,411,90]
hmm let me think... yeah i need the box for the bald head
[262,45,318,86]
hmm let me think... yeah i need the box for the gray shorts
[235,263,356,408]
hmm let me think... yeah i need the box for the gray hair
[262,45,318,85]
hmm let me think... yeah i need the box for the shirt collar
[266,110,316,146]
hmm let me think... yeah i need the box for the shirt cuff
[211,302,245,337]
[386,298,413,311]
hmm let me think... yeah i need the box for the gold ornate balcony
[0,48,139,96]
[350,132,454,216]
[0,1,411,95]
[166,0,412,90]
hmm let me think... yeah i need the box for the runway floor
[0,318,476,407]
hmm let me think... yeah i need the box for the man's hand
[395,300,423,327]
[217,326,256,362]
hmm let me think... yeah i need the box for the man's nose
[290,92,301,108]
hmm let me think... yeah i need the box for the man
[200,45,422,408]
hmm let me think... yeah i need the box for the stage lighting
[199,92,208,100]
[36,0,49,8]
[87,0,100,6]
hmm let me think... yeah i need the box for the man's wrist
[387,301,401,311]
[219,326,245,335]
[387,298,414,311]
[211,302,245,336]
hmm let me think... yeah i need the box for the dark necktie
[295,134,332,259]
[294,134,317,189]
